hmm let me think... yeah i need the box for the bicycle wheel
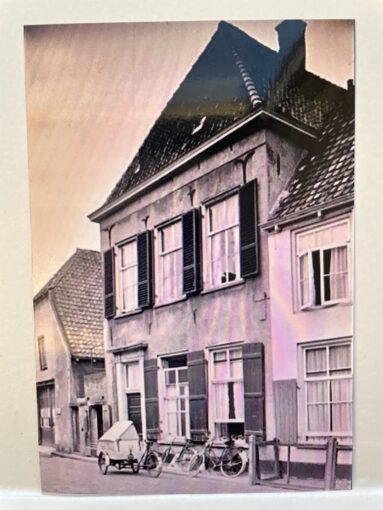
[178,447,196,472]
[188,453,204,478]
[220,451,246,478]
[145,452,162,478]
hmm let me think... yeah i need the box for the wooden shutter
[239,179,259,278]
[144,358,160,440]
[182,208,202,295]
[137,231,153,308]
[103,248,115,318]
[187,350,208,442]
[243,342,265,439]
[273,379,298,443]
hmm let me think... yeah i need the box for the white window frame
[155,219,184,305]
[299,338,353,439]
[157,353,190,440]
[117,238,138,314]
[295,219,351,310]
[203,192,241,290]
[116,351,147,439]
[208,345,244,436]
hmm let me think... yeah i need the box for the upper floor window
[118,240,138,313]
[157,220,183,304]
[205,194,240,288]
[38,335,47,371]
[302,340,352,437]
[296,220,350,309]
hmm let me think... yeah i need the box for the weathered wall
[99,125,308,442]
[34,295,72,452]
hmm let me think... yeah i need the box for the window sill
[201,279,245,296]
[299,300,352,312]
[154,295,187,309]
[114,308,143,320]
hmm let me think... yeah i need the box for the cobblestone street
[39,453,284,495]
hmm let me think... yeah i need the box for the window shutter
[239,179,259,278]
[137,231,153,308]
[182,208,202,295]
[273,379,298,443]
[243,342,265,439]
[103,248,115,318]
[187,350,208,442]
[144,358,160,440]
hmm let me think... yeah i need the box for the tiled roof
[105,21,346,206]
[34,249,104,359]
[270,96,354,220]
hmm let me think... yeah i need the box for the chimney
[275,20,307,75]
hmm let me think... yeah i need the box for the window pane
[227,227,239,281]
[225,194,238,226]
[329,345,351,373]
[312,250,321,306]
[209,200,225,232]
[307,380,328,403]
[211,232,226,285]
[214,359,228,380]
[214,351,227,363]
[125,361,140,389]
[214,382,228,420]
[230,358,243,379]
[330,378,352,402]
[306,348,327,376]
[299,253,310,306]
[229,349,242,360]
[331,402,352,433]
[121,242,136,268]
[178,368,188,384]
[307,404,328,432]
[161,221,181,252]
[233,381,244,420]
[324,247,348,301]
[165,370,176,385]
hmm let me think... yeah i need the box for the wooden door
[37,383,55,446]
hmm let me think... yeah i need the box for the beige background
[0,0,382,508]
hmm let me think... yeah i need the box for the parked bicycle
[161,437,197,471]
[188,436,247,478]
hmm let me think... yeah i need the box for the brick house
[89,19,353,470]
[34,248,110,456]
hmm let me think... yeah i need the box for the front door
[127,393,142,436]
[37,383,55,446]
[89,405,104,456]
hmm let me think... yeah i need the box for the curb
[50,451,97,464]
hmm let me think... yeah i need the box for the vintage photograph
[25,19,354,495]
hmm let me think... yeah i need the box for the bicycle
[137,439,163,477]
[161,438,197,471]
[188,436,247,478]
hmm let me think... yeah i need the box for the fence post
[324,437,338,490]
[273,438,282,479]
[248,435,256,485]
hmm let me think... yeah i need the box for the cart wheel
[131,461,139,474]
[146,452,162,478]
[98,453,109,475]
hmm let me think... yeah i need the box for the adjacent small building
[34,248,109,456]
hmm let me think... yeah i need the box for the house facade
[89,19,353,468]
[34,249,110,456]
[264,95,354,469]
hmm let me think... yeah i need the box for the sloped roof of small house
[269,95,354,221]
[104,20,346,206]
[34,249,104,359]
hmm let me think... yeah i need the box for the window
[296,221,350,309]
[210,347,244,436]
[38,336,47,370]
[206,194,240,288]
[118,240,138,312]
[157,220,183,303]
[302,341,352,437]
[161,355,190,438]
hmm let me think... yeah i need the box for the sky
[24,20,354,293]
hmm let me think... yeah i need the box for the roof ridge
[231,47,262,108]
